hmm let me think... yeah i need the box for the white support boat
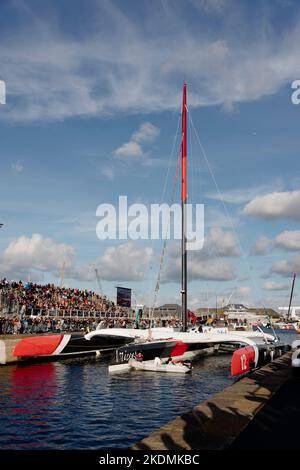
[128,358,192,374]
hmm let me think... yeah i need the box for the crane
[226,287,237,307]
[95,268,103,296]
[60,262,65,288]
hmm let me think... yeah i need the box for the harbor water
[0,331,297,450]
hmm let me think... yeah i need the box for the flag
[187,309,198,324]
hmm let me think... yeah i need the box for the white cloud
[250,236,274,256]
[11,160,24,173]
[232,286,251,298]
[1,233,74,276]
[132,122,160,143]
[66,242,154,282]
[101,165,115,180]
[275,231,300,251]
[163,255,236,282]
[188,0,229,15]
[218,286,252,304]
[251,230,300,257]
[189,258,236,281]
[270,254,300,277]
[1,1,300,122]
[202,227,241,259]
[205,206,239,228]
[162,228,240,282]
[114,122,159,160]
[206,227,240,258]
[91,242,154,282]
[207,181,284,205]
[242,190,300,221]
[0,234,153,283]
[114,141,144,159]
[263,281,289,291]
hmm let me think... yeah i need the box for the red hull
[13,335,64,357]
[231,346,256,377]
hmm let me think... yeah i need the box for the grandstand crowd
[0,278,181,335]
[0,278,126,315]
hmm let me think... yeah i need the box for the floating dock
[132,352,297,450]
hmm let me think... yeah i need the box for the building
[151,304,182,319]
[278,306,300,320]
[196,303,280,323]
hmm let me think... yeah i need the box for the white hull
[128,359,191,374]
[87,327,274,345]
[88,327,276,370]
[108,363,131,374]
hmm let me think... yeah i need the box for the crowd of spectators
[0,278,182,335]
[0,316,182,335]
[0,316,97,335]
[0,278,126,317]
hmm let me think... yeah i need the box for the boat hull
[11,332,134,363]
[128,359,191,374]
[231,342,291,376]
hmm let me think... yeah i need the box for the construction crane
[60,262,65,288]
[226,287,236,307]
[287,273,297,320]
[95,268,103,296]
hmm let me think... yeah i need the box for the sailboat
[8,85,289,372]
[103,84,289,373]
[5,86,288,369]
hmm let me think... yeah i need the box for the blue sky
[1,0,300,310]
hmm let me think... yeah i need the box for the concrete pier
[132,352,294,450]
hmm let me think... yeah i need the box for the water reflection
[12,363,57,402]
[0,336,295,450]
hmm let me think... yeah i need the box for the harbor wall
[131,352,292,450]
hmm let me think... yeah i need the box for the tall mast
[287,273,296,320]
[181,83,187,332]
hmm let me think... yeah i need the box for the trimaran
[91,84,287,374]
[7,84,288,372]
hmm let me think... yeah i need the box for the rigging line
[150,155,181,316]
[149,111,181,315]
[187,113,242,304]
[150,144,182,317]
[188,110,267,311]
[159,112,181,206]
[147,111,181,323]
[189,109,194,205]
[188,122,238,301]
[189,119,268,314]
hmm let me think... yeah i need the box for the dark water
[0,354,233,449]
[0,331,297,450]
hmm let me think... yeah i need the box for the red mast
[181,83,187,332]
